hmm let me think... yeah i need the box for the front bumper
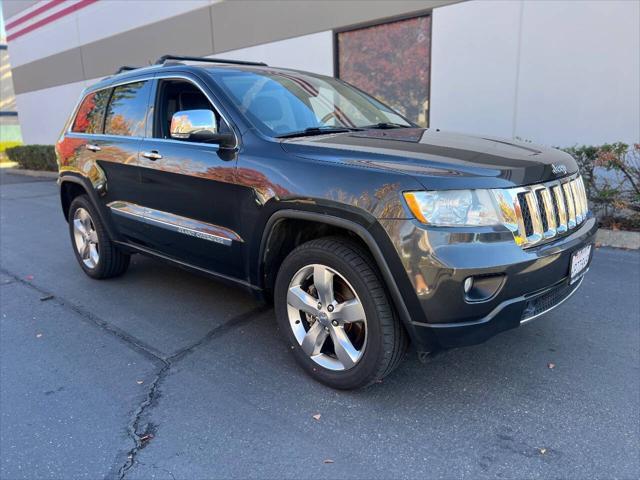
[379,215,598,351]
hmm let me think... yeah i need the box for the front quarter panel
[235,135,422,283]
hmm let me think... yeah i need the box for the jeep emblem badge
[551,163,568,176]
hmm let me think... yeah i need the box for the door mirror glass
[170,109,218,142]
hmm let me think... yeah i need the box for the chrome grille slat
[578,177,588,219]
[552,184,568,234]
[496,174,588,248]
[493,189,526,246]
[524,190,544,242]
[516,191,534,237]
[571,180,583,224]
[563,181,577,229]
[538,187,557,237]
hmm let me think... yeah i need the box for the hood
[280,128,578,189]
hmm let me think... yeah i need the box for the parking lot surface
[1,172,639,479]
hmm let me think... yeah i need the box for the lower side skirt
[115,240,263,296]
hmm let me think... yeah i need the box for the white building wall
[430,0,640,147]
[7,0,216,68]
[212,31,334,76]
[15,78,97,144]
[9,0,639,147]
[430,1,521,141]
[15,30,335,145]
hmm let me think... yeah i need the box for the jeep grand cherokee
[56,55,596,389]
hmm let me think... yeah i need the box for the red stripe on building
[5,0,67,31]
[7,0,99,41]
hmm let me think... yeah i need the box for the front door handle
[86,144,101,152]
[141,150,162,161]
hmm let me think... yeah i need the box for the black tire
[274,237,408,389]
[68,195,130,279]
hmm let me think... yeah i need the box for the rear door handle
[141,150,162,161]
[86,144,101,152]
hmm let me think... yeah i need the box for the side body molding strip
[107,201,242,246]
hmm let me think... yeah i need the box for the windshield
[211,69,413,137]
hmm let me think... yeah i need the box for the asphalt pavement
[1,171,638,480]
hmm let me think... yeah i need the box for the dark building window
[336,15,431,126]
[71,89,111,134]
[104,81,151,137]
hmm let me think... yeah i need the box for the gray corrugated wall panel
[10,0,461,94]
[211,0,458,53]
[12,48,85,95]
[80,8,215,80]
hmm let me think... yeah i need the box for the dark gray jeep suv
[56,56,596,389]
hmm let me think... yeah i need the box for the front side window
[212,69,412,137]
[71,89,110,134]
[153,79,231,140]
[104,81,151,137]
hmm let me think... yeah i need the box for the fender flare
[259,209,423,344]
[58,173,121,241]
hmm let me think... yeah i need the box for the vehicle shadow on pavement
[138,248,635,479]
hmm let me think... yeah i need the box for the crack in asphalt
[116,305,267,480]
[117,361,169,480]
[0,268,166,363]
[0,267,268,480]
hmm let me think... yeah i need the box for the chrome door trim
[151,72,240,150]
[66,77,155,136]
[65,72,239,149]
[107,201,242,246]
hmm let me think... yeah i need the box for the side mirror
[170,109,234,147]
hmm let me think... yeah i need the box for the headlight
[403,190,502,226]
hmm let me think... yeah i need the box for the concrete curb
[596,229,640,250]
[2,168,58,179]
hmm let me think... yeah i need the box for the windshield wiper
[362,122,412,130]
[275,126,358,139]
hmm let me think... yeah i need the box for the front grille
[495,174,589,248]
[521,279,582,322]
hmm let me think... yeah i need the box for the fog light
[463,274,505,302]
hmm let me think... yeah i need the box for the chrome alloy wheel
[72,207,99,269]
[287,264,367,371]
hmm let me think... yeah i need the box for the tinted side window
[71,89,110,134]
[154,79,232,140]
[104,81,151,137]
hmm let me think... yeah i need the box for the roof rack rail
[154,55,267,67]
[115,65,139,74]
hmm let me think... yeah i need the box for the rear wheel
[274,237,408,389]
[68,195,130,279]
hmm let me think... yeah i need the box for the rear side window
[104,81,151,137]
[71,89,110,134]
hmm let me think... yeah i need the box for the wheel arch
[59,173,120,241]
[258,209,422,345]
[60,179,86,220]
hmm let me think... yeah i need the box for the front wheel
[274,237,408,389]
